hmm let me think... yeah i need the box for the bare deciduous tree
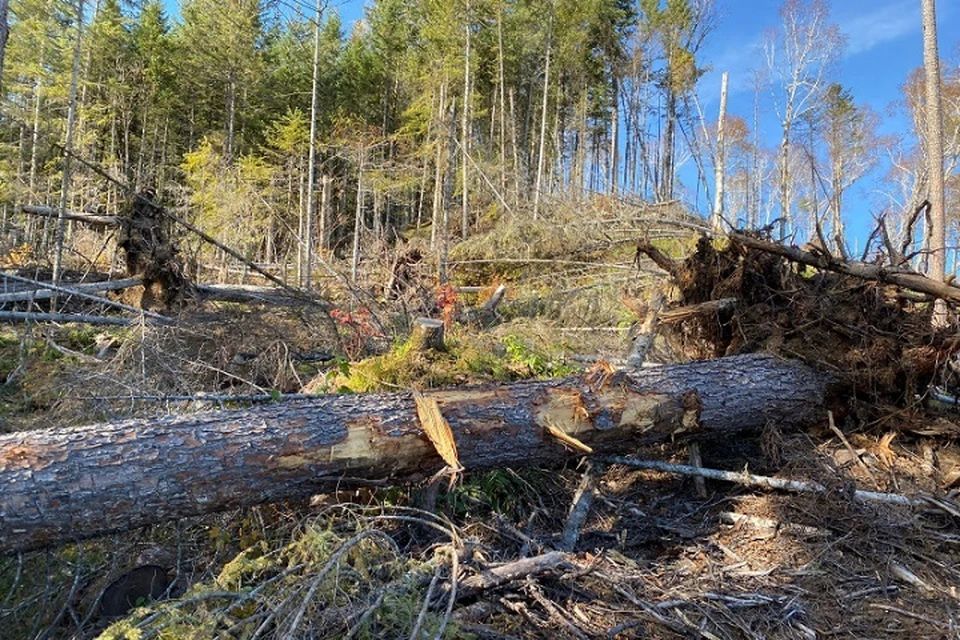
[764,0,843,239]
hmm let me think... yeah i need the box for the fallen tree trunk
[0,272,170,324]
[0,276,142,303]
[0,354,827,553]
[728,232,960,305]
[194,283,311,306]
[0,310,167,326]
[18,204,119,227]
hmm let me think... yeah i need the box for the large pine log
[0,354,826,553]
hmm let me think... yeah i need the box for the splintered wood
[413,390,462,471]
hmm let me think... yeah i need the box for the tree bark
[0,0,8,90]
[351,145,365,282]
[532,16,552,220]
[712,72,729,231]
[922,0,947,326]
[408,317,445,352]
[52,0,85,288]
[728,232,960,304]
[0,354,825,553]
[461,0,471,238]
[304,0,323,290]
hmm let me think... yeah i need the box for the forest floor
[2,206,960,639]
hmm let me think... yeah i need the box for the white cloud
[837,0,919,57]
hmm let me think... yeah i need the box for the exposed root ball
[647,234,954,416]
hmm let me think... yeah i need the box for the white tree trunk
[712,71,729,231]
[304,0,323,290]
[351,146,365,282]
[461,0,471,238]
[921,0,947,326]
[533,19,552,220]
[430,82,447,251]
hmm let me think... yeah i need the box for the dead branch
[0,311,165,326]
[0,272,166,321]
[458,552,570,598]
[659,298,736,324]
[635,239,684,280]
[0,276,142,303]
[18,205,119,227]
[600,455,945,508]
[729,232,960,304]
[559,464,596,551]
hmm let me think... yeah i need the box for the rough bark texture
[409,318,446,352]
[729,232,960,304]
[0,354,826,553]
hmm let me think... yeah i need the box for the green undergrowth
[323,323,578,394]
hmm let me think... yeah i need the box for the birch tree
[820,84,880,248]
[764,0,842,239]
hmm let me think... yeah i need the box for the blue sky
[693,0,959,247]
[701,0,958,137]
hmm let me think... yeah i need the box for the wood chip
[544,422,594,454]
[413,391,462,470]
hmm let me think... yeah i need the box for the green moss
[651,234,700,258]
[65,326,101,353]
[325,327,576,394]
[99,522,465,639]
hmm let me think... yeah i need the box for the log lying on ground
[18,204,120,227]
[194,283,313,306]
[0,354,827,553]
[728,232,960,305]
[0,310,168,326]
[0,272,170,324]
[0,276,142,303]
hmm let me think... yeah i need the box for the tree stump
[409,318,446,352]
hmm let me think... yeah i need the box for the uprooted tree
[115,191,192,310]
[0,354,826,553]
[635,232,960,424]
